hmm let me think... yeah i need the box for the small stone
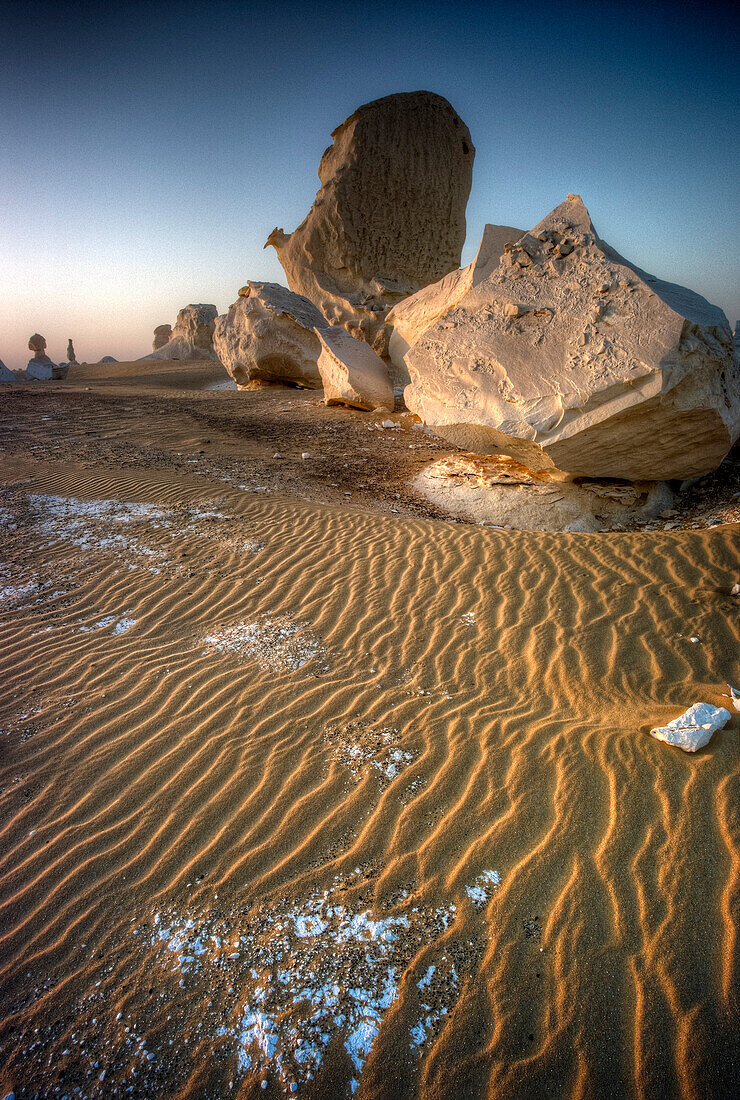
[731,582,740,596]
[301,452,310,460]
[273,452,283,459]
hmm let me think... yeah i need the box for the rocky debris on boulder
[387,223,523,375]
[152,324,172,351]
[26,333,68,379]
[649,702,731,752]
[214,281,328,388]
[404,194,739,481]
[67,338,77,363]
[0,359,18,381]
[314,325,394,411]
[144,304,220,362]
[266,90,474,357]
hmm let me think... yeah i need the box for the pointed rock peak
[533,194,597,241]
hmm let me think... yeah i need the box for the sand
[1,360,739,1098]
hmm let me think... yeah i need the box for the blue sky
[0,0,737,367]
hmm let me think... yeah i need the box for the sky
[0,0,738,369]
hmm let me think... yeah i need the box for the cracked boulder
[404,195,739,480]
[214,281,328,388]
[315,325,394,411]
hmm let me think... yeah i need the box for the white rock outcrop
[266,91,474,356]
[145,304,219,361]
[314,326,394,411]
[26,333,68,379]
[152,324,172,350]
[649,703,731,752]
[214,282,328,388]
[387,223,523,373]
[404,195,739,481]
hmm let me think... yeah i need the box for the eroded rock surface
[152,324,172,351]
[404,195,739,481]
[214,281,327,388]
[315,326,394,411]
[266,91,474,356]
[146,305,219,362]
[387,223,523,373]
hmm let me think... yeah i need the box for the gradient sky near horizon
[0,0,738,369]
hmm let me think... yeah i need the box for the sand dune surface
[1,362,739,1099]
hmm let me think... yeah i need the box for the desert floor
[1,360,739,1099]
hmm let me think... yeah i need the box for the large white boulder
[145,304,219,361]
[214,281,328,388]
[314,326,394,411]
[266,91,474,356]
[404,195,739,481]
[387,223,523,373]
[650,703,731,752]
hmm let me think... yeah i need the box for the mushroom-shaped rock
[650,703,731,752]
[266,90,474,357]
[145,305,219,361]
[387,223,524,374]
[213,281,328,388]
[404,195,739,481]
[28,333,52,362]
[26,333,67,379]
[152,324,172,351]
[314,325,394,411]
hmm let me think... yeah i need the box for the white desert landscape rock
[404,195,739,481]
[214,281,328,388]
[26,333,68,380]
[152,324,172,350]
[649,702,732,752]
[315,325,394,411]
[0,359,17,381]
[387,223,523,373]
[145,304,220,362]
[266,91,474,356]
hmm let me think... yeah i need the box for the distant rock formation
[153,324,172,350]
[315,325,394,411]
[387,223,524,375]
[266,91,474,357]
[27,333,68,380]
[404,195,739,481]
[214,282,327,388]
[101,356,118,362]
[145,305,219,361]
[0,359,17,381]
[67,339,77,363]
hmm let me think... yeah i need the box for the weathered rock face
[315,326,394,411]
[28,333,51,362]
[266,91,474,356]
[404,195,739,481]
[214,282,328,388]
[152,324,172,351]
[387,223,523,374]
[146,304,219,361]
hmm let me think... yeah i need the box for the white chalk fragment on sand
[726,686,740,713]
[465,870,501,906]
[649,703,731,752]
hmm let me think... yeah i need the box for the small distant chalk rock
[649,702,731,752]
[315,325,394,411]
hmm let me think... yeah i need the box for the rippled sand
[1,364,739,1098]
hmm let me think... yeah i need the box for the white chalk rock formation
[152,324,172,350]
[387,223,523,372]
[67,339,77,363]
[0,360,17,381]
[266,90,474,356]
[404,195,739,481]
[214,281,328,388]
[315,325,394,411]
[26,333,67,379]
[146,304,219,361]
[650,703,731,752]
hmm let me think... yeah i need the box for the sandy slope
[0,362,739,1099]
